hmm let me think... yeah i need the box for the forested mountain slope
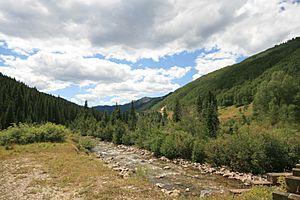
[152,37,300,111]
[0,73,102,129]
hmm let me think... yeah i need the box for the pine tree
[161,107,168,126]
[173,99,182,122]
[128,101,137,131]
[111,103,121,125]
[198,92,219,137]
[196,95,203,118]
[84,100,88,108]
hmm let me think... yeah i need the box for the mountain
[151,37,300,111]
[93,94,170,113]
[0,73,102,129]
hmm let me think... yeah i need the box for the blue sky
[0,0,299,106]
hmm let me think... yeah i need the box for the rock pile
[172,158,267,186]
[273,161,300,200]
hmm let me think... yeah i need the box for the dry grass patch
[0,141,167,200]
[219,104,253,123]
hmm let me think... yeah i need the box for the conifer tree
[173,99,182,122]
[84,100,88,108]
[111,103,121,125]
[198,92,219,137]
[128,101,137,131]
[161,107,168,126]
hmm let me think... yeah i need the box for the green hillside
[152,37,300,111]
[0,73,102,129]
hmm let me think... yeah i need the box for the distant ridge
[93,93,171,113]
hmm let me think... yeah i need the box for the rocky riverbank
[93,141,268,198]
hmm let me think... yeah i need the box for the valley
[1,37,300,199]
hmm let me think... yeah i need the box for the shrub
[192,139,206,163]
[238,186,275,200]
[160,130,193,159]
[0,123,69,146]
[160,134,177,159]
[148,130,165,157]
[112,121,126,145]
[78,136,97,151]
[205,125,300,174]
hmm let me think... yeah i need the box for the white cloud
[1,0,298,61]
[74,66,191,105]
[209,0,300,55]
[0,51,191,105]
[0,0,300,105]
[193,50,240,79]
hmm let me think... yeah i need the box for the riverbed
[93,141,247,198]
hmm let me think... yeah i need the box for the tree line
[0,73,103,129]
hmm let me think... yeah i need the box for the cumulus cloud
[193,50,240,79]
[0,50,191,104]
[1,0,298,61]
[0,0,300,105]
[74,66,191,105]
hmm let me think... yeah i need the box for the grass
[219,104,253,123]
[0,139,167,200]
[196,186,277,200]
[0,137,282,200]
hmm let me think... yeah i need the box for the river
[93,141,247,198]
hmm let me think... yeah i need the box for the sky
[0,0,300,106]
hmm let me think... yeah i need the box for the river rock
[170,189,181,197]
[223,172,233,177]
[161,189,172,195]
[163,166,171,170]
[160,156,170,162]
[155,183,165,188]
[156,175,165,179]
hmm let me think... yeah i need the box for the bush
[0,123,69,146]
[205,125,300,174]
[192,139,206,163]
[148,130,165,157]
[100,124,114,141]
[78,136,97,150]
[238,186,275,200]
[160,130,193,159]
[160,134,177,159]
[112,121,126,145]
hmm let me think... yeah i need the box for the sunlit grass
[219,104,253,123]
[0,140,167,199]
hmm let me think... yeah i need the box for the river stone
[272,191,289,200]
[251,180,273,186]
[163,166,171,170]
[288,194,300,200]
[161,189,172,195]
[293,168,300,177]
[170,189,181,197]
[155,183,165,188]
[156,175,165,179]
[229,189,250,195]
[223,172,233,177]
[267,172,292,184]
[286,176,300,194]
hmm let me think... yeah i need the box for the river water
[93,141,246,198]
